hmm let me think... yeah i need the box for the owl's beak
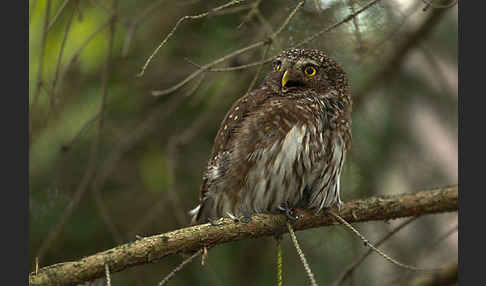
[281,70,290,93]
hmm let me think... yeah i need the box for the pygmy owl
[190,48,352,224]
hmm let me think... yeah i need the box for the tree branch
[29,185,457,286]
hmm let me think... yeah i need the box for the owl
[190,48,352,224]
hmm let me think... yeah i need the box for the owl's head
[264,48,350,99]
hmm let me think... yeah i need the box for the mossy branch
[29,185,458,286]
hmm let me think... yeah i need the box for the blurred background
[29,0,458,285]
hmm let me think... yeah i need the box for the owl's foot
[336,200,343,213]
[334,197,345,214]
[208,217,225,226]
[278,203,300,221]
[226,212,252,223]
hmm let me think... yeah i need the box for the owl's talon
[225,212,252,223]
[208,217,225,226]
[226,212,238,222]
[336,200,343,213]
[278,203,299,221]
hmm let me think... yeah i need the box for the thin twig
[89,3,124,245]
[137,0,246,77]
[188,75,217,107]
[208,58,276,72]
[132,0,387,141]
[157,249,203,286]
[204,0,381,73]
[35,9,117,262]
[63,18,112,76]
[49,1,76,119]
[29,0,39,25]
[126,83,216,235]
[51,0,76,86]
[201,247,208,266]
[272,1,304,36]
[211,5,252,16]
[331,217,419,286]
[293,0,382,48]
[287,222,318,286]
[61,113,100,151]
[185,56,275,72]
[210,4,253,16]
[150,45,263,96]
[105,264,111,286]
[154,83,228,227]
[255,9,277,40]
[356,0,422,67]
[35,257,39,275]
[276,237,283,286]
[128,199,169,239]
[91,95,189,229]
[36,98,103,260]
[52,17,113,148]
[150,1,305,96]
[237,0,261,29]
[353,2,450,108]
[74,0,83,21]
[347,0,364,53]
[186,73,206,102]
[87,0,128,23]
[30,0,52,150]
[328,211,441,272]
[183,57,203,68]
[150,0,378,98]
[122,0,166,57]
[394,222,458,285]
[247,43,271,93]
[132,0,167,24]
[47,0,71,32]
[430,224,458,247]
[121,23,137,58]
[419,44,457,98]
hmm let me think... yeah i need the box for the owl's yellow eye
[275,62,281,72]
[304,66,317,77]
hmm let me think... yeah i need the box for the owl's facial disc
[281,70,304,93]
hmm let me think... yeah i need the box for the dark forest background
[29,0,458,285]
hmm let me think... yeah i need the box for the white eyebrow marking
[296,58,319,67]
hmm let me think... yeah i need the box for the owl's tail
[188,204,201,225]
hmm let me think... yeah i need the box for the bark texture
[29,185,458,286]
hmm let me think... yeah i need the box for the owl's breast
[240,121,335,214]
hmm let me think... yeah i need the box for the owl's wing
[224,95,322,194]
[193,89,274,221]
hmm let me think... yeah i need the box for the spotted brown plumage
[190,48,352,224]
